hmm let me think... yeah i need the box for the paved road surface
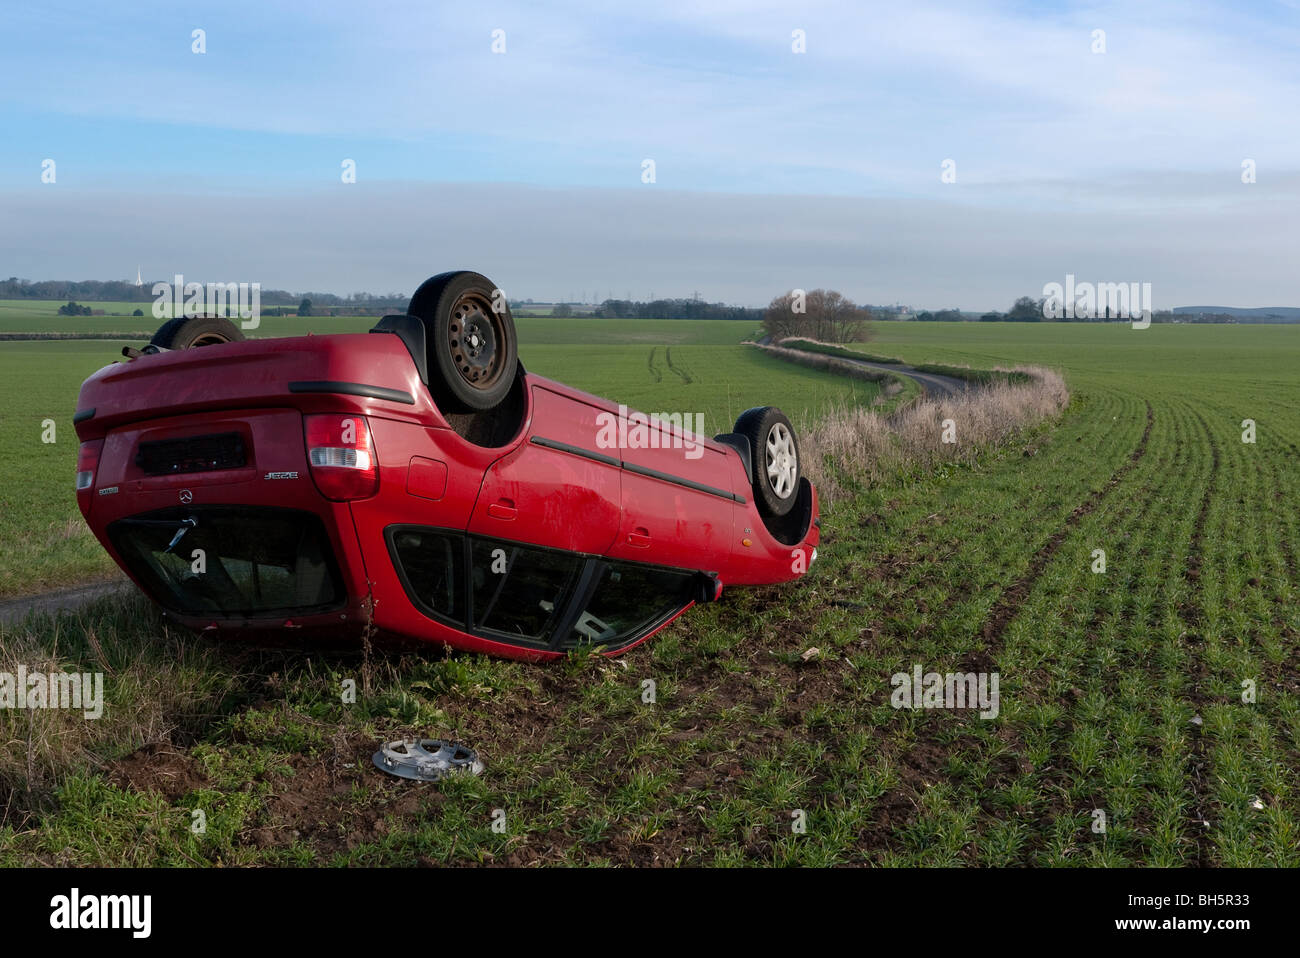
[836,356,968,398]
[756,339,968,398]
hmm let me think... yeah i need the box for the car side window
[563,561,695,652]
[391,528,466,624]
[470,538,582,643]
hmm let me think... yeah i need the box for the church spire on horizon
[135,265,142,286]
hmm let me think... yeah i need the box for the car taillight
[76,440,102,492]
[304,414,379,501]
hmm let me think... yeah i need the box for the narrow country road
[835,355,968,398]
[0,579,135,627]
[755,338,969,398]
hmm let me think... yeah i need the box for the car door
[467,385,622,555]
[607,413,738,571]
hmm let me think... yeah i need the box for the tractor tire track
[976,400,1154,649]
[646,347,663,383]
[664,347,693,384]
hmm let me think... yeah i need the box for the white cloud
[3,0,1298,195]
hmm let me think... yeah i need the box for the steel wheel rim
[448,291,506,391]
[765,422,797,499]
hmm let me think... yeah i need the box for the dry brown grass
[799,364,1069,500]
[0,594,248,826]
[753,342,907,398]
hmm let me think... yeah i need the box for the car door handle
[488,498,516,520]
[626,527,650,548]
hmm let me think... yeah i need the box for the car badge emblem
[179,488,193,503]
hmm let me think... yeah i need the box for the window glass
[470,539,582,642]
[111,508,343,616]
[564,562,694,651]
[392,529,466,624]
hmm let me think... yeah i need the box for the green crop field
[0,323,871,597]
[0,342,138,596]
[2,320,1298,867]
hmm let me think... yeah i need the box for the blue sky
[2,1,1298,307]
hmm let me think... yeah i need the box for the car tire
[149,315,246,349]
[734,406,801,518]
[407,270,518,413]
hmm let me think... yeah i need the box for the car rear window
[109,508,344,617]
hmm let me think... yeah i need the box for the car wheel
[149,315,246,349]
[734,406,800,518]
[408,270,518,413]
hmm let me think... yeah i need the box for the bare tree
[763,288,871,344]
[762,290,803,341]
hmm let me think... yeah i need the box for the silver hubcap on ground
[765,423,797,499]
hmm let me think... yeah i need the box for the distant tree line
[16,277,1289,325]
[911,308,968,322]
[0,277,409,310]
[590,298,764,321]
[905,295,1185,323]
[1167,311,1263,324]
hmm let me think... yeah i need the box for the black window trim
[466,536,585,648]
[385,524,702,653]
[549,557,693,654]
[288,380,415,405]
[384,525,471,631]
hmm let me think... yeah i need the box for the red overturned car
[73,271,819,661]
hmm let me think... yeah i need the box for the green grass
[523,343,882,438]
[2,321,1298,867]
[0,321,869,597]
[0,341,137,595]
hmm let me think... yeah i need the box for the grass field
[0,321,871,597]
[0,342,137,596]
[2,321,1298,866]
